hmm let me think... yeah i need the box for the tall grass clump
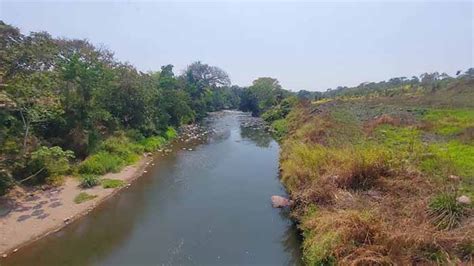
[79,151,124,175]
[80,174,100,188]
[428,192,467,230]
[301,209,383,265]
[280,141,389,193]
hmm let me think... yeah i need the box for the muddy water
[4,111,302,265]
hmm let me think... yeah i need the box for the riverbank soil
[0,158,150,256]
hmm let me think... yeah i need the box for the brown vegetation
[279,90,473,264]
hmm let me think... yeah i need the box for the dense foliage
[0,21,243,194]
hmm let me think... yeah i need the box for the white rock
[271,195,292,208]
[457,195,471,205]
[448,175,461,181]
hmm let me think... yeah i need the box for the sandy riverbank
[0,156,153,257]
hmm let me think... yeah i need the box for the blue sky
[1,1,472,91]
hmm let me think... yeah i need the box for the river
[4,111,302,265]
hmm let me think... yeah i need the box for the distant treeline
[296,69,474,100]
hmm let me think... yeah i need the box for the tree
[5,72,63,154]
[184,61,230,93]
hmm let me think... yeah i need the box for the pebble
[449,175,461,181]
[457,195,471,205]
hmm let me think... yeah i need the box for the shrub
[0,170,14,196]
[79,151,124,175]
[271,119,288,140]
[46,175,65,186]
[428,192,467,230]
[100,135,142,163]
[31,146,75,185]
[80,174,100,188]
[164,127,177,140]
[74,192,97,204]
[101,178,125,189]
[125,129,145,141]
[29,146,74,186]
[139,136,166,152]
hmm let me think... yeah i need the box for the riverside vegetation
[1,20,473,264]
[0,21,240,194]
[262,73,474,264]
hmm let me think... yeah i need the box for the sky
[1,1,472,91]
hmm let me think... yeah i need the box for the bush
[101,178,125,189]
[0,170,14,196]
[31,146,75,185]
[164,127,177,140]
[74,192,97,204]
[100,135,142,163]
[139,136,166,152]
[80,174,100,188]
[428,192,467,230]
[46,175,65,186]
[79,151,124,175]
[271,119,288,140]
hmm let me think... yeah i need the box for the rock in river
[271,195,292,208]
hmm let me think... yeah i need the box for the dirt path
[0,156,152,257]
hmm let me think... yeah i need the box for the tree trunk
[19,109,30,155]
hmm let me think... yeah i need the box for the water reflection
[239,126,273,148]
[279,209,304,266]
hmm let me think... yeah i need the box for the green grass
[424,109,474,136]
[421,141,474,196]
[79,151,125,175]
[74,192,97,204]
[301,208,377,265]
[139,136,166,152]
[79,130,176,176]
[80,174,100,188]
[428,192,467,230]
[101,178,125,189]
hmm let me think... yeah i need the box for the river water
[4,111,302,266]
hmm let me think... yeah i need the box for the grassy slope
[279,83,474,264]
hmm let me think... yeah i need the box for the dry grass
[280,103,473,265]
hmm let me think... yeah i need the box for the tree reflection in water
[240,125,273,148]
